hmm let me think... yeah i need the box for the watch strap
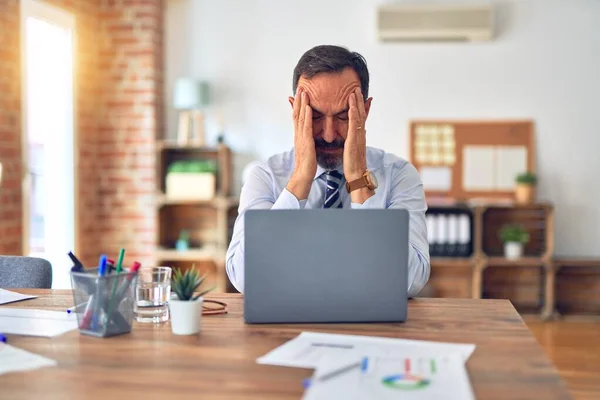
[346,174,369,193]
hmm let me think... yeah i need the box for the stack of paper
[0,291,62,376]
[0,308,78,337]
[257,332,476,399]
[0,343,57,376]
[0,289,37,305]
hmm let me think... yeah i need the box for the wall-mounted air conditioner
[377,3,494,42]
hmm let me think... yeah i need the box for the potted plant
[499,224,530,260]
[515,172,537,204]
[166,159,218,201]
[175,229,190,251]
[168,265,214,335]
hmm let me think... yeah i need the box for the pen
[67,301,87,314]
[91,255,108,330]
[68,251,84,272]
[0,333,7,343]
[316,360,362,382]
[105,261,141,328]
[119,261,141,295]
[107,259,115,273]
[302,358,367,388]
[105,249,126,330]
[113,261,141,300]
[115,248,125,274]
[79,294,95,329]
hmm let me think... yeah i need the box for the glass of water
[135,266,172,323]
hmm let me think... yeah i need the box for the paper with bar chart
[303,354,474,400]
[256,331,475,369]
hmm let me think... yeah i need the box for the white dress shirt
[226,146,430,297]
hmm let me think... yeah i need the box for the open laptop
[244,209,409,324]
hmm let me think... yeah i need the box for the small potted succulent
[176,229,190,251]
[515,172,537,204]
[499,224,530,260]
[168,265,214,335]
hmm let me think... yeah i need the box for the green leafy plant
[516,172,537,185]
[168,160,217,174]
[499,225,530,244]
[171,265,215,301]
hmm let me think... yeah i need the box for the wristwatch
[346,170,378,193]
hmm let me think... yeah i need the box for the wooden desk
[3,290,571,399]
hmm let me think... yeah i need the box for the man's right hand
[287,88,317,200]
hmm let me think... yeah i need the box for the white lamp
[173,78,210,146]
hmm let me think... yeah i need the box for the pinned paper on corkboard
[409,120,535,201]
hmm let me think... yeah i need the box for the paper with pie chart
[303,353,474,400]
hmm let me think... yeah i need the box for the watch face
[367,171,378,189]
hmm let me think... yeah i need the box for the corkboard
[409,120,535,201]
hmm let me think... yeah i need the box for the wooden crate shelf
[430,257,474,268]
[427,201,555,319]
[155,246,219,262]
[155,141,238,292]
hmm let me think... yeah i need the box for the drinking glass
[134,266,172,323]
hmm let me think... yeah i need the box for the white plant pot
[504,242,523,260]
[166,173,215,200]
[168,298,203,335]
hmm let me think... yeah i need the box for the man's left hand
[343,87,368,181]
[344,87,374,204]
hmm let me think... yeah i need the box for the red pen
[113,261,141,301]
[79,294,95,329]
[130,261,142,275]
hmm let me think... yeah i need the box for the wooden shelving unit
[426,201,555,319]
[155,141,238,292]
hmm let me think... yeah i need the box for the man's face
[289,68,372,170]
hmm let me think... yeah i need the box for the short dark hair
[292,45,369,100]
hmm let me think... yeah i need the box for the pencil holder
[70,267,139,338]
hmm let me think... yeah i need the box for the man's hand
[344,87,368,180]
[287,88,317,200]
[344,87,373,204]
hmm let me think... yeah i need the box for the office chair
[0,255,53,288]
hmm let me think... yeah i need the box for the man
[226,45,430,297]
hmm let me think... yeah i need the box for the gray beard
[316,151,343,170]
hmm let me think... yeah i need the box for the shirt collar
[314,164,329,181]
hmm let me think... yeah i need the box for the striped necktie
[324,170,344,208]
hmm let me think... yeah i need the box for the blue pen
[91,255,108,330]
[0,333,7,343]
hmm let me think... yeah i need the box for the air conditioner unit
[377,3,494,42]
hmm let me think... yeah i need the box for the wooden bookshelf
[155,141,238,292]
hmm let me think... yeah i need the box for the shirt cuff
[272,188,307,209]
[350,193,378,209]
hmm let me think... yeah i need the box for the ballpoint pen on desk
[317,359,364,382]
[0,333,7,343]
[303,357,368,389]
[67,301,87,314]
